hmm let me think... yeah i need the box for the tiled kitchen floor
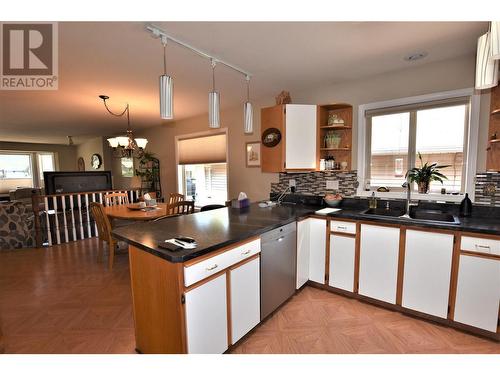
[1,239,498,354]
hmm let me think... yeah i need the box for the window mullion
[408,111,417,190]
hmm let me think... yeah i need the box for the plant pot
[418,181,430,194]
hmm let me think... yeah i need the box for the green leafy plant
[406,152,449,193]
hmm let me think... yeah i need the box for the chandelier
[98,95,148,158]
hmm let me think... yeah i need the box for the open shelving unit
[317,103,353,171]
[487,85,500,171]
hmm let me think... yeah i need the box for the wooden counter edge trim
[459,250,500,261]
[184,235,260,267]
[353,222,361,293]
[329,231,356,238]
[129,245,186,354]
[324,220,331,285]
[448,232,462,320]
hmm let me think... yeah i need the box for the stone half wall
[270,170,358,197]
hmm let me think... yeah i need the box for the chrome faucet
[401,173,417,218]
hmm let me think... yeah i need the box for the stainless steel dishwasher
[260,222,297,320]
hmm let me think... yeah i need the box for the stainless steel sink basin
[408,209,460,224]
[360,208,460,224]
[361,208,405,217]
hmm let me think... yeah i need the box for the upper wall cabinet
[261,104,317,172]
[487,85,500,171]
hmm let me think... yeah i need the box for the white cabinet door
[402,230,454,318]
[285,104,317,170]
[309,218,327,284]
[230,257,260,344]
[296,219,311,289]
[185,273,228,354]
[454,255,500,332]
[329,234,356,292]
[359,224,400,304]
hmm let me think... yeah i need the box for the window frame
[357,88,480,202]
[0,150,58,189]
[175,128,229,207]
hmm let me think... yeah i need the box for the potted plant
[406,153,449,194]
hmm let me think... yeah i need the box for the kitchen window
[176,131,228,207]
[358,89,480,201]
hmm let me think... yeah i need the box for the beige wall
[76,137,107,171]
[140,54,491,201]
[0,141,77,171]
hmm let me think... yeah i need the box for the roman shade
[365,96,470,118]
[177,133,227,165]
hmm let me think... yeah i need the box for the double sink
[360,207,461,225]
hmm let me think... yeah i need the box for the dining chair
[104,192,130,206]
[167,193,185,214]
[169,200,195,215]
[90,202,118,270]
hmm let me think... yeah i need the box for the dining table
[103,202,169,222]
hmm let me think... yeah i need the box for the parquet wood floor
[1,239,498,354]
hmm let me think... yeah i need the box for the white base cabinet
[185,274,228,354]
[402,230,454,318]
[296,218,327,287]
[296,219,311,289]
[454,255,500,332]
[358,224,400,304]
[230,257,261,343]
[328,234,356,292]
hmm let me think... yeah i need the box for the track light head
[98,95,109,101]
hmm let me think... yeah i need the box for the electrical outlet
[289,179,296,187]
[326,180,339,190]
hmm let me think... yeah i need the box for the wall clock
[91,153,102,169]
[261,127,282,147]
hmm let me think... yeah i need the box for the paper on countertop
[164,238,197,249]
[315,208,342,215]
[238,192,248,200]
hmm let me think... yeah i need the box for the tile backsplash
[475,172,500,207]
[270,170,358,197]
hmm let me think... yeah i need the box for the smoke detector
[404,51,428,62]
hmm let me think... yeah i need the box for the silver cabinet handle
[206,264,218,271]
[475,244,491,250]
[277,236,285,242]
[337,226,347,230]
[242,250,251,255]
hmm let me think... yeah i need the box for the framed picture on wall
[120,157,134,177]
[246,142,261,168]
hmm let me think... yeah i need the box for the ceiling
[0,21,488,145]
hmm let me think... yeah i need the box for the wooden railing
[31,189,141,247]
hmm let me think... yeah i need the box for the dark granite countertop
[113,199,500,263]
[112,203,317,263]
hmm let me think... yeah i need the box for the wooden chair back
[169,200,195,216]
[89,202,117,269]
[168,193,184,205]
[104,192,129,206]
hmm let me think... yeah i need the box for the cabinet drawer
[330,220,356,235]
[184,238,261,287]
[461,236,500,256]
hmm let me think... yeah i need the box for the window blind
[178,133,227,165]
[365,96,470,118]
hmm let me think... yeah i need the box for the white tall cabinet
[454,254,500,332]
[358,224,400,304]
[402,230,454,318]
[284,104,317,170]
[296,218,327,287]
[184,274,228,354]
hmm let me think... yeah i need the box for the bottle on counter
[459,193,472,217]
[368,192,377,209]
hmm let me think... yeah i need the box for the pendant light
[243,75,253,134]
[159,36,173,119]
[475,31,499,90]
[491,21,500,60]
[208,59,221,128]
